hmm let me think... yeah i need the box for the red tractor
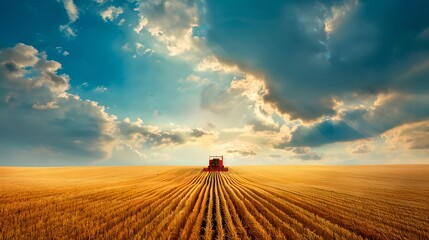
[203,156,228,171]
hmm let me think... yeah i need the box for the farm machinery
[203,156,228,171]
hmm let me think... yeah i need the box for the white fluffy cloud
[63,0,79,22]
[134,15,148,34]
[195,57,240,73]
[134,0,199,55]
[101,6,124,22]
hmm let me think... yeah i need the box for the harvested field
[0,165,428,239]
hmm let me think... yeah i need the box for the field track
[0,165,428,239]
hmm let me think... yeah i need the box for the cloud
[211,140,260,158]
[274,92,429,147]
[101,6,124,22]
[351,141,373,154]
[1,44,229,164]
[195,57,240,73]
[56,47,70,56]
[118,18,126,26]
[284,147,323,161]
[226,149,256,156]
[63,0,79,22]
[93,86,108,93]
[134,0,199,55]
[0,43,117,161]
[178,74,209,92]
[59,24,77,38]
[200,83,238,113]
[1,43,221,163]
[184,74,209,86]
[296,152,323,161]
[205,0,429,122]
[383,120,429,150]
[119,118,215,149]
[134,15,148,33]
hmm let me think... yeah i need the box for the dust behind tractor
[203,156,228,171]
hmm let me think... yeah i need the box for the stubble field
[0,165,428,239]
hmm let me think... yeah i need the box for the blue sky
[1,0,429,166]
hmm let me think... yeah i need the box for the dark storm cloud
[280,110,371,147]
[276,93,429,147]
[205,0,429,121]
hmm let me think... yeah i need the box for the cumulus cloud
[134,0,199,55]
[101,6,124,22]
[210,74,279,133]
[0,43,117,161]
[205,0,429,123]
[63,0,79,22]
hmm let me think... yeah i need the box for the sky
[1,0,429,166]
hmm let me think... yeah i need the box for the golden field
[0,165,428,239]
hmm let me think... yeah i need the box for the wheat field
[0,165,428,239]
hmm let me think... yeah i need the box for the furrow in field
[218,172,250,240]
[221,172,270,239]
[222,173,289,239]
[203,172,215,240]
[235,168,429,239]
[119,172,203,238]
[133,172,205,238]
[164,174,206,239]
[214,172,225,240]
[217,172,240,240]
[98,171,203,236]
[178,172,210,240]
[188,172,211,240]
[231,173,365,239]
[151,172,206,239]
[224,173,311,239]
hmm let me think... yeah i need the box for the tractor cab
[203,156,228,171]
